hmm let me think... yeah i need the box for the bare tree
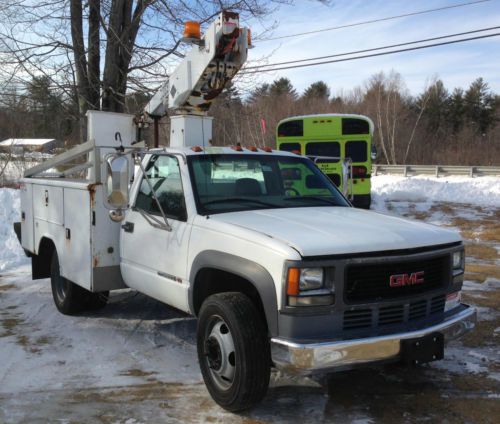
[0,0,291,141]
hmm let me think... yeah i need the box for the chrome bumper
[271,305,476,374]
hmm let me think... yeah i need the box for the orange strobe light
[183,21,201,40]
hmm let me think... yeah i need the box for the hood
[209,207,461,257]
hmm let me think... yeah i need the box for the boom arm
[144,11,249,118]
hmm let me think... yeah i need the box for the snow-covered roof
[0,138,56,147]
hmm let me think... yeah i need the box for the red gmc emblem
[389,271,425,287]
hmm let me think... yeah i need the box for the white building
[0,138,60,154]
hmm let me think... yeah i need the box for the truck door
[120,154,191,312]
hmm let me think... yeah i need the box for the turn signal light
[287,268,300,296]
[183,21,201,40]
[247,28,252,47]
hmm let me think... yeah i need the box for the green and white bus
[276,114,375,209]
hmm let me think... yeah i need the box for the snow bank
[0,188,29,271]
[371,175,500,209]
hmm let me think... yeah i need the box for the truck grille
[345,256,449,303]
[343,294,446,331]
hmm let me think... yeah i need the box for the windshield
[188,154,350,215]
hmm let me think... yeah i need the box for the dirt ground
[1,201,499,423]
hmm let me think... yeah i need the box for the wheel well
[32,237,55,279]
[193,268,268,332]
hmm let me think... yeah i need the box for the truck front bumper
[271,305,476,374]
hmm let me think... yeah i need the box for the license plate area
[400,332,444,365]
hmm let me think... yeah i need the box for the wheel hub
[204,318,236,390]
[205,336,222,370]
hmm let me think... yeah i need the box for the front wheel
[197,292,271,412]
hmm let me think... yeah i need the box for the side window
[135,155,187,221]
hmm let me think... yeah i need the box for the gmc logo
[389,271,425,287]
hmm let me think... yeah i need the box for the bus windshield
[188,154,350,215]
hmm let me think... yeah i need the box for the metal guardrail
[372,164,500,177]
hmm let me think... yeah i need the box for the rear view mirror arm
[137,159,172,232]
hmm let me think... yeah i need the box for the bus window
[326,173,341,187]
[345,141,367,162]
[342,118,369,135]
[279,142,301,153]
[305,141,340,160]
[277,120,303,137]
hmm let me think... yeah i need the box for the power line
[245,26,500,70]
[259,0,492,42]
[240,32,500,74]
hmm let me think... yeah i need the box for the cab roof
[149,146,298,157]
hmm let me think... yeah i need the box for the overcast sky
[243,0,500,96]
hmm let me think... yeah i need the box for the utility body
[15,11,476,412]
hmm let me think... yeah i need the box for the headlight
[452,250,464,270]
[286,267,334,307]
[299,268,324,291]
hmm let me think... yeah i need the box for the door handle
[121,222,134,233]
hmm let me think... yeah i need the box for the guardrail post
[403,165,408,177]
[470,166,475,178]
[435,166,439,177]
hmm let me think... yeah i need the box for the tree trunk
[88,0,101,110]
[70,0,91,141]
[102,0,149,112]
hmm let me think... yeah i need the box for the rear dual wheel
[197,292,271,412]
[50,250,108,315]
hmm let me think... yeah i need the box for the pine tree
[303,81,331,100]
[269,77,298,99]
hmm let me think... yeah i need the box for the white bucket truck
[15,11,476,411]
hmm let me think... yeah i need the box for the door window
[135,155,187,221]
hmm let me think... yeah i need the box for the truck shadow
[247,364,446,422]
[82,289,197,344]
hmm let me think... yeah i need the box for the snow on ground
[371,175,500,210]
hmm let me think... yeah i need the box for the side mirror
[105,154,130,221]
[371,145,378,161]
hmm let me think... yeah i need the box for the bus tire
[197,292,270,412]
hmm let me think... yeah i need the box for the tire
[197,292,271,412]
[50,250,91,315]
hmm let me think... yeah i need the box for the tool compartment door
[61,187,92,289]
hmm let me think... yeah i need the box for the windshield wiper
[283,196,339,206]
[203,197,280,208]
